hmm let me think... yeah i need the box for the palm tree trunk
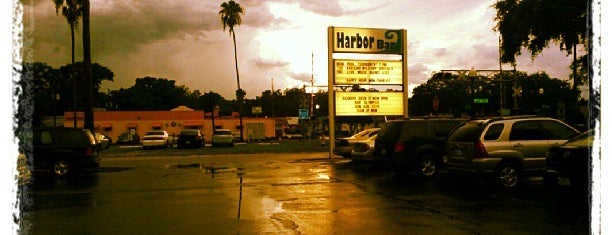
[82,0,94,132]
[71,25,77,127]
[232,31,244,141]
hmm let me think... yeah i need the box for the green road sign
[474,98,489,104]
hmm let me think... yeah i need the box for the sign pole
[402,29,409,118]
[327,26,335,159]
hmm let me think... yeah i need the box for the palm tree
[82,0,94,132]
[219,0,245,141]
[53,0,82,127]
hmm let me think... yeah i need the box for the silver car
[445,116,579,190]
[212,129,234,147]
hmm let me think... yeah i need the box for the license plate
[558,177,571,186]
[454,150,462,156]
[186,141,191,144]
[380,149,387,155]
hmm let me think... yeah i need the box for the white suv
[444,116,579,190]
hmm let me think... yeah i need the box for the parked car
[374,118,466,178]
[177,129,204,149]
[32,127,100,176]
[334,128,381,158]
[544,129,593,192]
[95,132,111,149]
[141,130,171,149]
[444,116,580,190]
[212,129,234,147]
[116,131,140,145]
[350,134,378,162]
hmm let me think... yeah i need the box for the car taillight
[394,142,404,153]
[474,141,488,158]
[85,147,95,156]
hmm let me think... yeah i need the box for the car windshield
[215,130,231,135]
[180,130,198,135]
[448,121,486,142]
[146,131,165,136]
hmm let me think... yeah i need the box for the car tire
[417,155,439,179]
[51,159,71,176]
[495,162,521,190]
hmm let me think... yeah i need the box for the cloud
[288,71,312,83]
[252,58,289,70]
[408,63,430,85]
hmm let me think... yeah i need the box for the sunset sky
[21,0,579,99]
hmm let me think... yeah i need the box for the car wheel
[52,159,71,176]
[417,155,439,178]
[495,162,521,190]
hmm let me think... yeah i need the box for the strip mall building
[63,106,279,143]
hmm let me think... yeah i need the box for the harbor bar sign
[335,92,404,116]
[332,27,403,54]
[335,59,403,85]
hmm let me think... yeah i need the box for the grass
[100,139,330,157]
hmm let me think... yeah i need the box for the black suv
[373,118,466,178]
[32,127,100,176]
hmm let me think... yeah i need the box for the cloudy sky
[20,0,577,99]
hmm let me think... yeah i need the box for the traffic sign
[298,109,309,119]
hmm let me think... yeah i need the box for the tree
[111,77,190,111]
[52,0,82,127]
[17,62,60,128]
[57,62,114,110]
[219,0,245,140]
[492,0,588,89]
[411,71,579,118]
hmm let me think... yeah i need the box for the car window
[37,131,53,145]
[400,121,427,138]
[483,123,504,140]
[448,122,484,142]
[55,129,87,145]
[368,130,379,137]
[147,131,165,136]
[216,130,231,135]
[509,121,544,140]
[377,121,402,140]
[433,120,463,137]
[540,120,577,139]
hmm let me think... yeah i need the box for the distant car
[212,129,234,147]
[141,130,171,149]
[177,129,204,149]
[545,129,593,192]
[95,132,111,149]
[445,116,580,190]
[32,127,100,176]
[350,134,378,162]
[335,128,381,158]
[116,131,140,145]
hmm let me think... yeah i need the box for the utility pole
[310,52,315,116]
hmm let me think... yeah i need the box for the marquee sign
[334,59,403,85]
[332,27,403,54]
[335,92,404,116]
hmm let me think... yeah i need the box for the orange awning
[101,123,112,128]
[183,121,203,127]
